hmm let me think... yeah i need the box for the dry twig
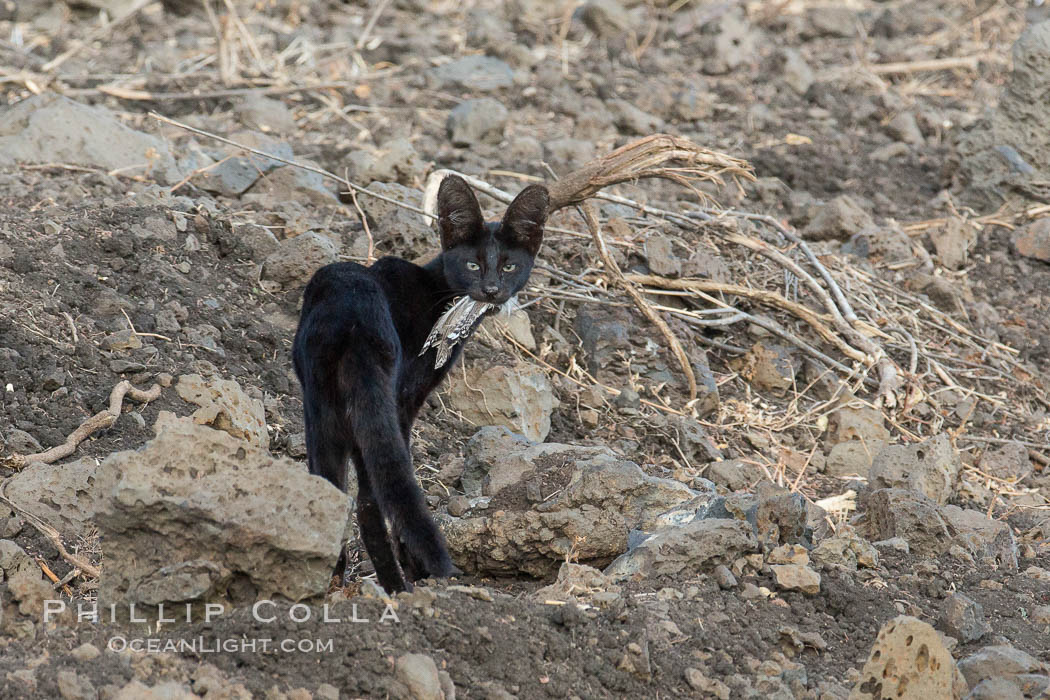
[4,381,161,469]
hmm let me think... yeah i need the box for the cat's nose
[481,284,499,298]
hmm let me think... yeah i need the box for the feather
[420,296,497,369]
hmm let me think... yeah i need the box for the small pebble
[713,565,738,590]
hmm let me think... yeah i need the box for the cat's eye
[466,262,480,271]
[502,263,517,272]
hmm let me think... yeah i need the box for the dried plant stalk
[4,381,161,469]
[624,273,867,363]
[546,134,754,213]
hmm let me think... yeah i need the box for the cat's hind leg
[340,353,456,587]
[302,403,352,580]
[350,453,410,593]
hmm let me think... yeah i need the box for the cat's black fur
[292,175,549,593]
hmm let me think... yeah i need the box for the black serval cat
[292,175,549,593]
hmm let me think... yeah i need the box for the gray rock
[669,413,722,460]
[395,653,443,700]
[428,55,514,91]
[446,496,470,517]
[864,489,1018,567]
[356,181,434,257]
[751,482,810,549]
[886,111,925,146]
[0,94,183,184]
[824,441,874,479]
[685,668,731,699]
[803,195,875,241]
[41,369,65,391]
[245,163,337,206]
[534,562,621,605]
[826,403,890,446]
[357,181,421,224]
[940,504,1018,570]
[443,502,627,578]
[462,425,536,496]
[448,362,559,442]
[966,679,1025,700]
[806,6,858,38]
[956,22,1050,208]
[604,519,758,581]
[1014,675,1050,696]
[4,458,98,535]
[644,233,681,276]
[574,307,631,376]
[811,527,878,571]
[57,671,96,700]
[465,426,699,520]
[682,249,729,283]
[4,428,42,455]
[0,509,21,539]
[673,87,714,122]
[870,142,911,162]
[71,643,101,662]
[184,324,225,358]
[0,539,37,579]
[941,593,990,643]
[1013,218,1050,262]
[647,489,720,531]
[238,223,280,260]
[195,134,294,197]
[8,567,54,616]
[706,459,763,492]
[234,94,296,133]
[113,681,197,700]
[506,136,543,162]
[979,441,1033,483]
[863,488,952,556]
[958,646,1044,689]
[92,412,349,615]
[446,431,699,577]
[347,138,422,185]
[930,217,977,271]
[317,683,341,700]
[713,564,737,589]
[285,431,307,459]
[1031,604,1050,625]
[544,137,595,170]
[869,433,961,505]
[174,373,268,449]
[260,231,339,290]
[740,341,800,395]
[609,99,665,135]
[485,307,535,350]
[770,564,821,595]
[101,329,142,352]
[447,98,508,147]
[703,9,757,75]
[552,453,699,532]
[781,48,814,95]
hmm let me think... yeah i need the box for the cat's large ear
[500,185,549,256]
[437,175,484,250]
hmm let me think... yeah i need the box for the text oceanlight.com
[107,636,335,654]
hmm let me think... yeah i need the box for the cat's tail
[341,356,456,581]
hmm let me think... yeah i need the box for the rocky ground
[1,0,1050,698]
